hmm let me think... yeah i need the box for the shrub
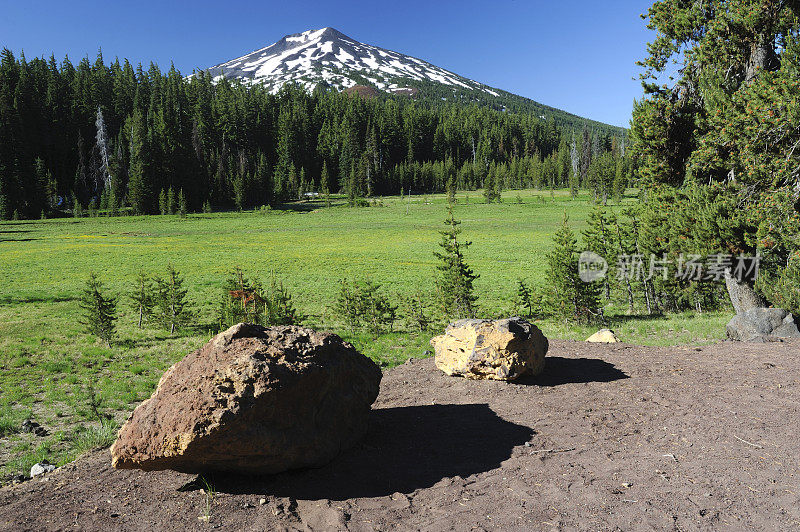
[218,268,302,329]
[333,279,397,335]
[400,290,435,332]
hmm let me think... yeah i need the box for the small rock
[586,329,620,343]
[21,419,49,437]
[242,502,255,509]
[30,461,56,477]
[622,482,632,488]
[259,498,267,505]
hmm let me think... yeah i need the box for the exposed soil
[1,339,799,531]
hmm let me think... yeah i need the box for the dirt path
[1,339,799,531]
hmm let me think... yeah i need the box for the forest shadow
[208,403,533,500]
[0,294,77,305]
[271,201,325,213]
[605,313,668,324]
[517,356,629,387]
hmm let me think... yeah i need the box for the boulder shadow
[211,403,533,500]
[517,356,629,387]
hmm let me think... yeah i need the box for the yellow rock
[586,329,620,343]
[430,317,548,381]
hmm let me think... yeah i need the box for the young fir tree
[264,275,302,326]
[130,270,155,328]
[167,186,176,215]
[513,279,540,320]
[582,205,618,301]
[178,189,187,217]
[320,162,332,207]
[79,273,117,346]
[434,200,479,319]
[483,170,497,203]
[546,215,602,323]
[346,165,360,206]
[158,188,168,215]
[154,265,194,334]
[446,176,456,204]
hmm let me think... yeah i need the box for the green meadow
[0,189,729,480]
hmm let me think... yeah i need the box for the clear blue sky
[0,0,654,128]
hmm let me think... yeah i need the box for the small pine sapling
[130,270,156,328]
[79,272,117,346]
[154,265,194,334]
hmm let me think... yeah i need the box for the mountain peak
[280,27,351,45]
[201,27,496,97]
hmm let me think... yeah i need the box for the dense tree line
[0,49,625,219]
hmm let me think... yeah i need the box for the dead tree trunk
[724,269,767,314]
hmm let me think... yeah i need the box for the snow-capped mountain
[201,27,502,97]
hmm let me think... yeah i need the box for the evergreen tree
[79,272,117,346]
[546,215,602,323]
[434,201,479,319]
[178,188,187,216]
[167,186,176,215]
[158,188,167,215]
[129,270,155,328]
[127,108,154,214]
[264,275,302,326]
[321,162,332,207]
[154,265,193,334]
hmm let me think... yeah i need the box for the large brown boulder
[111,323,381,474]
[431,317,548,381]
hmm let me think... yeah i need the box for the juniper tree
[79,273,117,346]
[434,202,479,319]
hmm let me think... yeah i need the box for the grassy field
[0,189,730,481]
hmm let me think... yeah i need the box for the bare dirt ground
[1,339,799,531]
